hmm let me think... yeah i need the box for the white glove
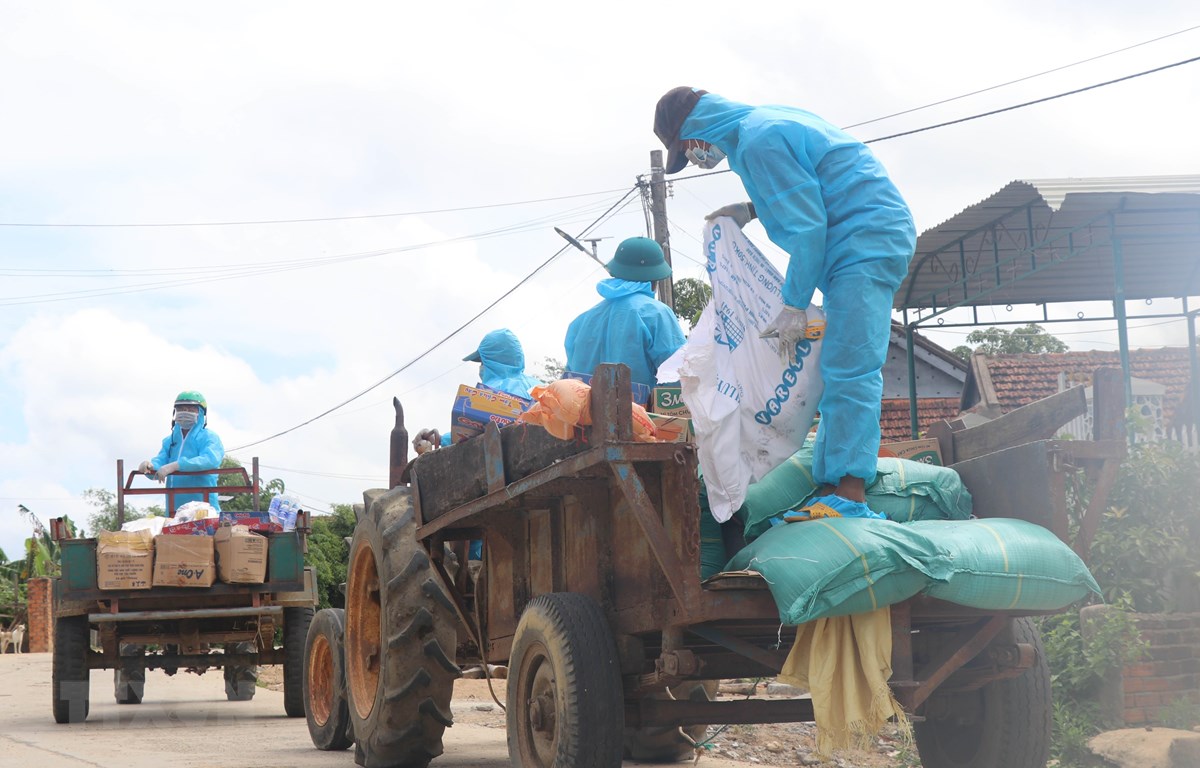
[155,461,179,482]
[760,305,808,366]
[412,428,442,455]
[137,460,155,475]
[705,202,755,229]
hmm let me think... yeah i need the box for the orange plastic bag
[520,379,659,443]
[520,379,593,440]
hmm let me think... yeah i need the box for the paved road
[0,654,741,767]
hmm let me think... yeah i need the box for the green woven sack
[738,451,973,541]
[724,518,954,625]
[867,458,974,523]
[699,490,727,581]
[909,518,1101,611]
[738,441,819,542]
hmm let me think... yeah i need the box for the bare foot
[834,475,866,503]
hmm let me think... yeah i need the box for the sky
[2,1,1198,559]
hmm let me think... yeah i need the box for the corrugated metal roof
[896,175,1200,310]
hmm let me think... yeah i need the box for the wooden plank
[951,385,1087,462]
[950,441,1057,530]
[609,461,689,607]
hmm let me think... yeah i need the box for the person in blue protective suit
[564,236,686,394]
[138,390,225,515]
[654,87,916,520]
[464,328,541,399]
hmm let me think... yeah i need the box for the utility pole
[649,149,674,310]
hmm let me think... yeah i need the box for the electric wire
[226,184,642,452]
[842,24,1200,129]
[863,54,1200,144]
[0,187,631,228]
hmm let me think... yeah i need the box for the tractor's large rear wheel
[507,593,624,768]
[305,607,354,751]
[914,617,1051,768]
[345,487,459,768]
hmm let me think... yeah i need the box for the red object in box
[161,518,220,536]
[220,512,283,533]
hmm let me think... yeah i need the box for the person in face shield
[564,236,687,395]
[653,87,916,520]
[137,390,225,515]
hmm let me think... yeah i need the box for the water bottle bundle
[267,493,301,532]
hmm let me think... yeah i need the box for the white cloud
[1,1,1198,557]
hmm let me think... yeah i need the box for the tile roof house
[880,323,969,441]
[960,348,1196,430]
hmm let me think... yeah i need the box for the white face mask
[175,410,199,429]
[685,144,726,170]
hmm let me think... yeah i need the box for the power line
[864,54,1200,144]
[226,184,643,452]
[0,187,631,229]
[842,23,1200,129]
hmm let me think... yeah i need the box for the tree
[538,356,565,384]
[219,456,284,512]
[951,322,1068,360]
[673,277,712,330]
[306,504,356,609]
[83,488,160,535]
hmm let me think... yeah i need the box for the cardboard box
[647,412,693,443]
[153,534,215,588]
[215,525,268,584]
[879,438,943,466]
[651,386,691,418]
[449,384,533,444]
[97,529,155,591]
[562,371,651,406]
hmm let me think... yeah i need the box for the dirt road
[0,654,749,768]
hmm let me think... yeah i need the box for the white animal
[0,623,25,654]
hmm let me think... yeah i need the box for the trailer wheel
[914,617,1051,768]
[284,606,314,717]
[623,681,718,762]
[305,607,354,751]
[224,642,258,701]
[507,593,624,768]
[345,487,459,768]
[52,615,90,724]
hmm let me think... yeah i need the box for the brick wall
[1120,613,1200,725]
[25,577,53,653]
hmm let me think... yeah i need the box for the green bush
[307,504,355,610]
[1087,440,1200,612]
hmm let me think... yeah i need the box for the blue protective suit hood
[596,278,655,300]
[564,278,685,393]
[473,328,540,398]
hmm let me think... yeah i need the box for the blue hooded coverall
[679,93,916,486]
[473,328,541,398]
[564,278,686,393]
[152,410,225,514]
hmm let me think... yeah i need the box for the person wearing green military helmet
[137,389,225,515]
[563,237,686,395]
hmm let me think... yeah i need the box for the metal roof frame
[897,176,1200,438]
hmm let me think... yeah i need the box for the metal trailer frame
[896,182,1200,438]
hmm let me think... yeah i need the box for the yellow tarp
[777,606,909,754]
